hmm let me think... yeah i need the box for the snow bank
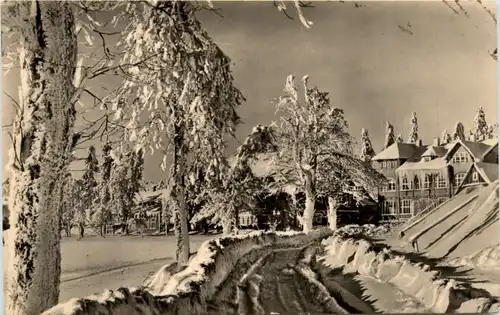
[42,229,332,315]
[447,244,500,269]
[319,231,497,313]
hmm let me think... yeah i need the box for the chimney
[417,139,423,147]
[470,134,477,142]
[433,137,441,147]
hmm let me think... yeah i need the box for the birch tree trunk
[302,172,316,233]
[5,2,77,314]
[327,197,338,231]
[172,123,190,267]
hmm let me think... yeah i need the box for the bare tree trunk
[5,2,77,314]
[172,123,190,267]
[327,197,338,231]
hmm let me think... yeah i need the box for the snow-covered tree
[487,124,497,139]
[467,128,474,141]
[407,112,419,144]
[383,121,395,149]
[108,148,143,235]
[441,129,452,144]
[396,134,404,143]
[114,2,244,267]
[453,122,466,141]
[81,146,99,226]
[109,152,127,230]
[359,128,375,162]
[192,125,274,235]
[92,144,113,236]
[473,107,489,141]
[272,75,385,233]
[4,2,78,314]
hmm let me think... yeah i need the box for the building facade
[372,137,498,222]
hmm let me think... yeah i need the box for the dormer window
[452,152,470,164]
[422,156,432,162]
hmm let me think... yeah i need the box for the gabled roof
[444,140,493,161]
[474,162,499,184]
[480,141,498,161]
[372,142,426,161]
[421,145,447,158]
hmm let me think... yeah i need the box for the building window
[414,176,420,190]
[422,157,431,162]
[401,199,413,214]
[401,177,411,191]
[472,171,480,183]
[423,175,431,189]
[383,178,396,192]
[434,174,447,189]
[454,173,466,187]
[452,152,470,164]
[383,199,397,214]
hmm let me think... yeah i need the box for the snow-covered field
[59,234,215,280]
[5,233,216,302]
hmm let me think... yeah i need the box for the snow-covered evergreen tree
[81,146,99,226]
[192,125,274,235]
[467,128,474,141]
[92,144,113,235]
[453,122,466,141]
[109,151,129,232]
[487,124,497,139]
[359,128,375,162]
[4,2,77,314]
[441,129,452,144]
[473,107,489,141]
[407,112,419,144]
[272,75,385,233]
[396,134,404,143]
[115,2,244,267]
[383,121,395,149]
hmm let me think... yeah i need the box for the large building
[372,136,498,222]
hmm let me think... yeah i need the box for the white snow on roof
[396,157,447,172]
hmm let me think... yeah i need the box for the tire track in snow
[208,244,370,314]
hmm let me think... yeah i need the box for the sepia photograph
[1,1,499,314]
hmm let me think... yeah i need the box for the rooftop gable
[421,145,447,158]
[444,140,493,162]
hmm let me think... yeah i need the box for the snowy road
[206,244,375,315]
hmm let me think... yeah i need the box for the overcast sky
[2,1,497,182]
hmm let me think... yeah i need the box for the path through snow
[205,244,374,315]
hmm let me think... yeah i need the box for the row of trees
[62,144,145,238]
[375,107,496,153]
